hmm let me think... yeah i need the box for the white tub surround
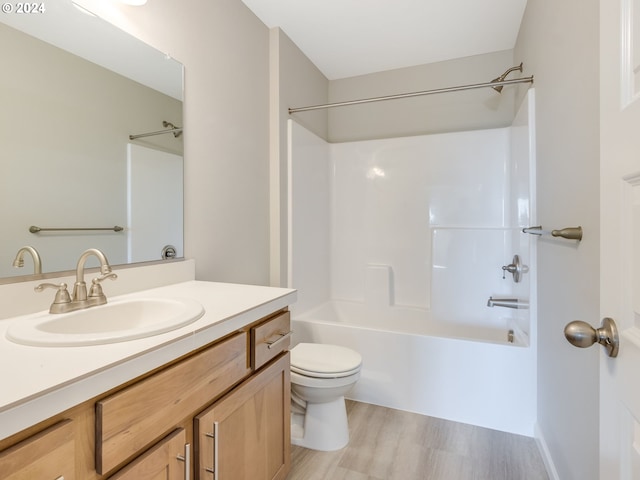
[0,262,296,440]
[288,119,534,337]
[287,91,537,436]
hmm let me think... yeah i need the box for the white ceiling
[241,0,528,80]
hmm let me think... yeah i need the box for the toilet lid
[291,343,362,378]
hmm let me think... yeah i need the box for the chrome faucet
[36,248,117,314]
[12,246,42,274]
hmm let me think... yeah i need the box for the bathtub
[291,300,537,436]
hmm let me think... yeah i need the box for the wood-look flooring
[286,400,549,480]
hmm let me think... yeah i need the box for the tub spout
[486,296,528,309]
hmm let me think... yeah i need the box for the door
[194,353,291,480]
[599,0,640,477]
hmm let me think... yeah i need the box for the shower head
[163,120,183,138]
[490,62,524,93]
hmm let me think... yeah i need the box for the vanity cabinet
[0,308,292,480]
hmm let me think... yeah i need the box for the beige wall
[273,29,329,143]
[78,0,272,285]
[515,1,600,479]
[327,49,519,142]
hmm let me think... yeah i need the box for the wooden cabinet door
[195,353,291,480]
[0,419,75,480]
[109,428,188,480]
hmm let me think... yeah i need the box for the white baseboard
[534,422,560,480]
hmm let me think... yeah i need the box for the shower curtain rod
[129,127,183,141]
[288,76,534,114]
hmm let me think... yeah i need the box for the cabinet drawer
[96,332,249,475]
[251,311,291,370]
[0,419,75,480]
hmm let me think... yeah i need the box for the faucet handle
[501,255,528,283]
[93,272,117,283]
[35,282,71,305]
[88,273,117,299]
[502,263,517,279]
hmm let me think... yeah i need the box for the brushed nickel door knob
[564,317,619,358]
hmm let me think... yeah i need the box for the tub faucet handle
[502,263,517,279]
[501,254,528,283]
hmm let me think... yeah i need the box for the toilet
[289,343,362,451]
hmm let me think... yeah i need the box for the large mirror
[0,1,184,281]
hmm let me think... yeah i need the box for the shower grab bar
[29,225,124,233]
[522,225,582,241]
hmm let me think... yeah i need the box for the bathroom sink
[6,297,205,347]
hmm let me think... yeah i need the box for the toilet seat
[290,370,361,389]
[291,343,362,379]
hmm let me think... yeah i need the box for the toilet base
[291,396,349,451]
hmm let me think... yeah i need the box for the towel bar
[29,225,124,233]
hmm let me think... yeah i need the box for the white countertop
[0,280,296,440]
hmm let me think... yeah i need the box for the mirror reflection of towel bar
[29,225,124,233]
[522,225,582,241]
